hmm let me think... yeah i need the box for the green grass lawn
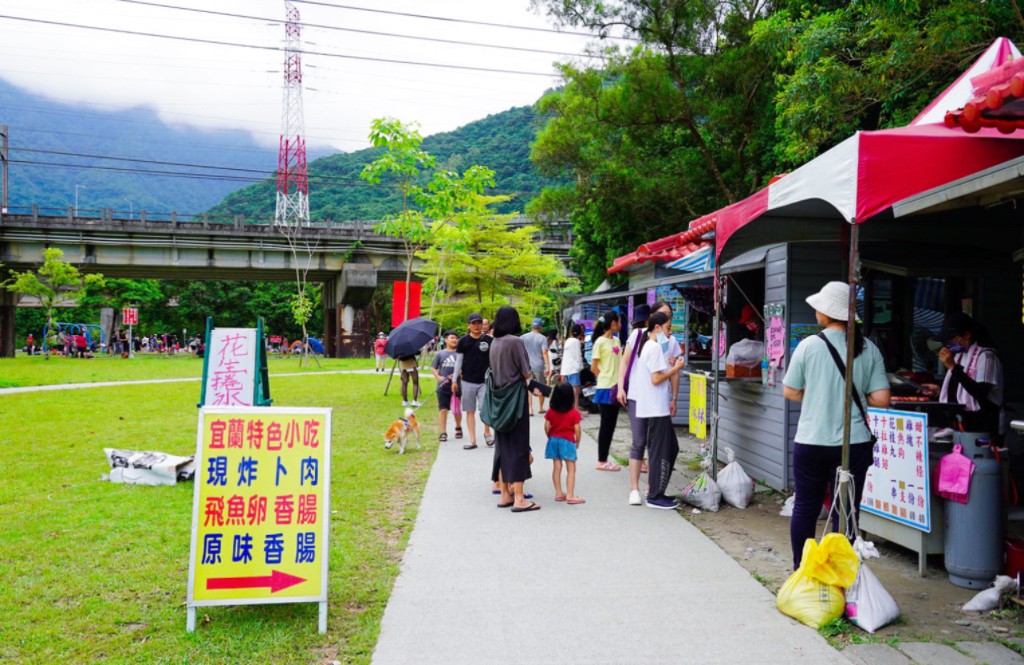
[0,353,377,388]
[0,372,440,664]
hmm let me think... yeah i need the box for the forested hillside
[209,105,554,220]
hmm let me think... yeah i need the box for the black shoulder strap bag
[817,332,878,445]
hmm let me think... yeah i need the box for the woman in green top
[590,310,622,471]
[783,281,890,569]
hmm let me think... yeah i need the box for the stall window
[724,270,765,346]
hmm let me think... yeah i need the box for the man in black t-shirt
[452,312,494,449]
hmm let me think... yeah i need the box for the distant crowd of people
[21,330,205,358]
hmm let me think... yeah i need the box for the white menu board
[860,408,930,532]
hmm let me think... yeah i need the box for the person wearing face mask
[936,312,1003,437]
[629,311,687,509]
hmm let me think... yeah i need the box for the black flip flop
[463,443,478,450]
[511,502,541,513]
[496,501,514,508]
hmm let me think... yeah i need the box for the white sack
[963,575,1018,612]
[844,564,900,633]
[718,448,755,509]
[780,495,795,517]
[681,472,721,512]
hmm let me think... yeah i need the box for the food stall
[607,38,1024,505]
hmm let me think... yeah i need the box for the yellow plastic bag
[801,534,859,587]
[777,534,860,629]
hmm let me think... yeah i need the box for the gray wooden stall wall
[716,245,791,490]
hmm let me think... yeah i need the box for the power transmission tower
[274,0,309,227]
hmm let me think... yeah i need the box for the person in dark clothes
[490,305,541,513]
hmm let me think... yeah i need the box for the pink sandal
[567,497,586,505]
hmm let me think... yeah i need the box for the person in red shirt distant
[75,333,88,358]
[544,382,584,505]
[374,332,388,372]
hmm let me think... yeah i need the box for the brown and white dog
[384,408,421,454]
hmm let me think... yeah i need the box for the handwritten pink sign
[204,328,257,406]
[766,315,785,367]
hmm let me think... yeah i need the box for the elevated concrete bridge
[0,208,573,358]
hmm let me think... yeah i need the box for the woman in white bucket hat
[782,281,891,569]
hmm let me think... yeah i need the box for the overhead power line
[115,0,605,60]
[289,0,622,39]
[10,146,365,180]
[0,14,558,78]
[9,158,371,187]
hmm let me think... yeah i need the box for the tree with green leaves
[529,0,778,288]
[417,211,577,332]
[5,248,105,358]
[360,117,497,322]
[753,1,1024,166]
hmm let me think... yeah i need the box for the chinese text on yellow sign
[187,407,331,630]
[688,373,707,440]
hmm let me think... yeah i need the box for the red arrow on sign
[206,569,307,593]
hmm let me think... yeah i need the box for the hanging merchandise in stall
[860,408,931,532]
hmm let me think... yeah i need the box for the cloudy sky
[0,0,622,152]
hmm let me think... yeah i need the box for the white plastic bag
[681,472,721,512]
[780,495,794,516]
[725,339,764,368]
[844,563,899,633]
[963,575,1018,612]
[717,448,754,509]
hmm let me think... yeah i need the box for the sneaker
[402,401,410,406]
[628,490,642,506]
[645,495,679,510]
[411,401,422,407]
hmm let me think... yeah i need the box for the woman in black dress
[490,305,540,512]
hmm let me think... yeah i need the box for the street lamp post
[74,184,86,216]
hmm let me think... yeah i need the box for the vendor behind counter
[934,313,1004,438]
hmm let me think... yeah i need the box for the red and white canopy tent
[613,38,1024,502]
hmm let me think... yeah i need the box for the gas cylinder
[945,448,1003,589]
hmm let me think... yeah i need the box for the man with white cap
[520,317,551,415]
[782,281,890,570]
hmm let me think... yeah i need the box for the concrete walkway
[371,411,850,665]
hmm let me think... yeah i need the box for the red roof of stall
[607,218,717,274]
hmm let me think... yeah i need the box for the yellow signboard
[688,373,707,440]
[187,407,331,633]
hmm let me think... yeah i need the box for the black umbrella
[384,317,438,359]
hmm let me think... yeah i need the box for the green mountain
[209,105,555,220]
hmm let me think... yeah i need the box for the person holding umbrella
[385,317,439,407]
[782,281,890,569]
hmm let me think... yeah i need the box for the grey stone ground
[371,407,849,665]
[372,405,1024,665]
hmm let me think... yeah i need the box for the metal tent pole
[710,246,722,481]
[839,222,860,537]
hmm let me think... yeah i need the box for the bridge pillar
[0,290,16,358]
[332,264,377,358]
